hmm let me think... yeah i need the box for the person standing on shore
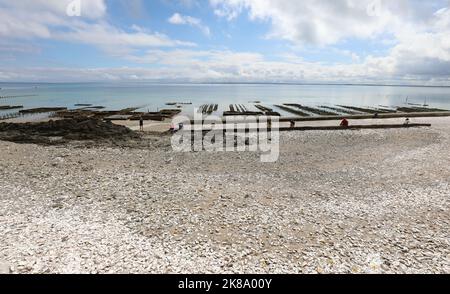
[404,118,410,126]
[139,116,144,132]
[340,118,349,127]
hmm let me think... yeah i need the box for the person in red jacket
[340,118,349,127]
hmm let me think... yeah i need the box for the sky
[0,0,450,85]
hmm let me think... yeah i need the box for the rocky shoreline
[0,117,449,274]
[0,118,141,146]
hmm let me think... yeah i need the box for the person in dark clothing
[139,116,144,132]
[404,118,410,126]
[290,120,296,128]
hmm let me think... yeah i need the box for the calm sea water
[1,82,450,117]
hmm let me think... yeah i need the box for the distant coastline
[203,82,450,89]
[1,81,450,89]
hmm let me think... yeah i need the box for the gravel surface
[0,117,449,274]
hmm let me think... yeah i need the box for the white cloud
[209,0,437,46]
[210,0,450,82]
[0,0,195,53]
[168,13,211,36]
[1,0,450,84]
[3,47,448,85]
[55,22,196,52]
[126,49,263,67]
[1,43,450,85]
[1,0,107,19]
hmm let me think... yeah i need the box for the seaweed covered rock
[0,118,140,144]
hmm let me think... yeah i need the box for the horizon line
[1,81,450,89]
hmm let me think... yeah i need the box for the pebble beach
[0,117,449,274]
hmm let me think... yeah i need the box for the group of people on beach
[138,116,183,133]
[137,115,412,133]
[338,117,410,127]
